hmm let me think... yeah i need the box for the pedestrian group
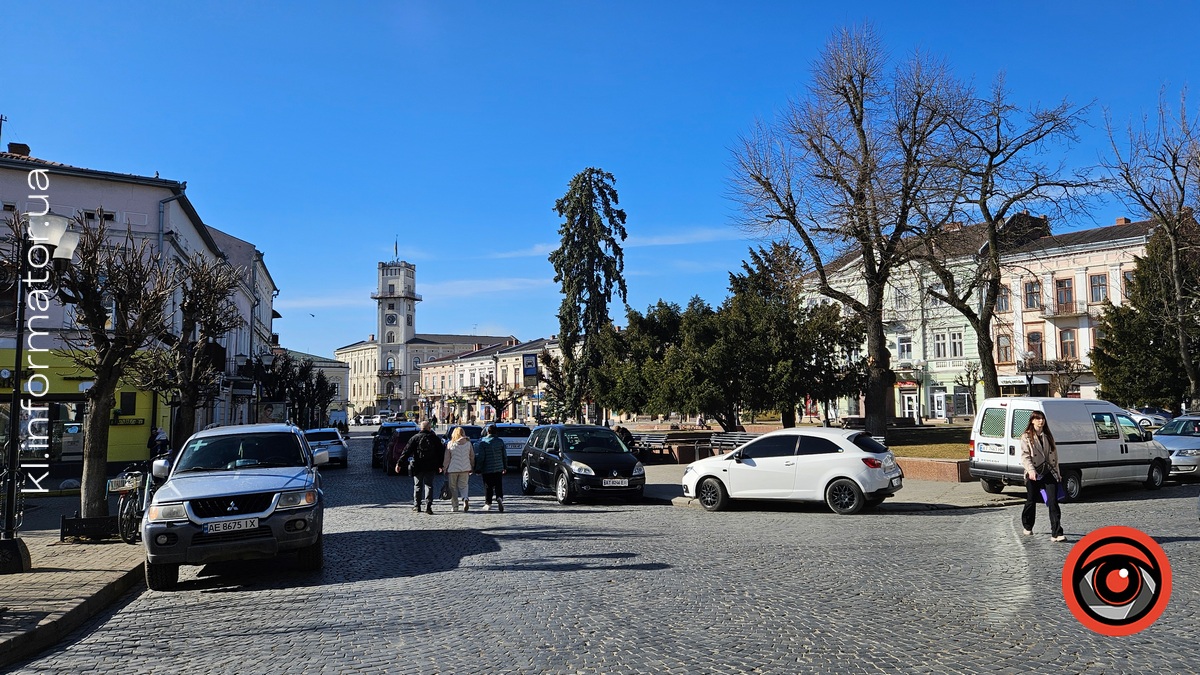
[391,421,508,514]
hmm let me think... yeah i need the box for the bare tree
[916,77,1097,398]
[1048,358,1088,398]
[57,213,174,519]
[953,361,983,413]
[132,256,244,449]
[1105,91,1200,410]
[730,25,963,436]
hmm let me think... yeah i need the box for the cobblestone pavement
[9,432,1200,674]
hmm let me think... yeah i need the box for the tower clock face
[385,314,397,325]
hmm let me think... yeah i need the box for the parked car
[372,421,419,470]
[383,424,423,475]
[142,423,327,591]
[1134,406,1175,420]
[304,427,348,467]
[520,424,645,504]
[1150,415,1200,479]
[491,423,532,468]
[1127,409,1170,428]
[441,425,484,449]
[682,427,903,514]
[970,397,1170,500]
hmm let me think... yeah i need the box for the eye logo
[1061,526,1171,636]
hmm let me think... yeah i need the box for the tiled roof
[1005,219,1154,256]
[0,152,181,188]
[406,333,514,345]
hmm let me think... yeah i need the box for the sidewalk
[0,469,1023,668]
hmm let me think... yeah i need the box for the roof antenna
[0,115,6,145]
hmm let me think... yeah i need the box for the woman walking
[1020,411,1066,542]
[444,426,475,512]
[477,424,507,512]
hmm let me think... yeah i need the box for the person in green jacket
[476,424,507,512]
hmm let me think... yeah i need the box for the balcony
[370,287,423,302]
[1041,300,1088,319]
[378,369,400,378]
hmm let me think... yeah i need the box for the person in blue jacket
[476,424,507,512]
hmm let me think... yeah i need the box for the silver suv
[142,423,328,591]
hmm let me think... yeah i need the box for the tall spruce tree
[549,167,628,422]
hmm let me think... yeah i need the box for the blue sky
[2,2,1197,358]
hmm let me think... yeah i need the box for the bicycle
[110,452,169,545]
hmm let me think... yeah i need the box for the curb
[0,562,144,669]
[668,495,1025,511]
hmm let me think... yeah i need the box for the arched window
[386,357,395,371]
[413,357,421,371]
[406,314,412,326]
[386,331,395,344]
[386,382,395,394]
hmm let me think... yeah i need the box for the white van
[969,397,1170,500]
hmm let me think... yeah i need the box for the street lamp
[2,212,79,574]
[913,360,927,426]
[1023,350,1037,396]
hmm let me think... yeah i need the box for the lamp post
[2,212,79,573]
[913,360,927,426]
[1023,350,1037,396]
[254,351,275,423]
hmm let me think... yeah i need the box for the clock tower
[372,260,421,412]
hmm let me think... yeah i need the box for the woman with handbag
[1020,410,1066,542]
[444,427,475,512]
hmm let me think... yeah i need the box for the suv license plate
[205,517,258,534]
[891,477,903,488]
[602,478,629,487]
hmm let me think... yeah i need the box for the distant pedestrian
[443,426,475,512]
[476,424,507,512]
[1020,411,1066,542]
[400,421,445,514]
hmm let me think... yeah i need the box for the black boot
[425,504,433,515]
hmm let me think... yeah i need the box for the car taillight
[968,439,975,459]
[861,457,882,469]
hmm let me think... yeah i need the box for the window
[1089,274,1108,303]
[950,331,964,358]
[386,357,395,371]
[997,285,1010,312]
[1059,329,1077,359]
[470,372,476,386]
[979,408,1007,437]
[897,336,913,362]
[459,374,464,387]
[386,331,395,344]
[440,375,445,390]
[387,303,395,310]
[997,335,1013,363]
[412,357,420,370]
[386,382,395,395]
[1123,270,1134,297]
[895,291,910,311]
[1055,278,1074,308]
[413,382,419,395]
[740,435,798,459]
[1024,281,1042,309]
[1092,413,1119,440]
[928,283,945,307]
[332,382,339,396]
[934,334,947,359]
[797,435,841,455]
[387,284,395,294]
[1027,331,1043,360]
[406,314,412,326]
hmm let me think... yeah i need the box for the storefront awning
[997,375,1050,386]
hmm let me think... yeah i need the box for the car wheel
[697,477,728,512]
[555,472,575,505]
[825,478,865,515]
[1144,461,1165,490]
[521,465,537,495]
[145,561,178,591]
[980,478,1005,494]
[1064,470,1082,501]
[296,534,324,571]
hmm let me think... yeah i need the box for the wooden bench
[709,431,760,452]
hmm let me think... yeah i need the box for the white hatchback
[682,428,903,514]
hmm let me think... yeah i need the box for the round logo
[1061,525,1171,636]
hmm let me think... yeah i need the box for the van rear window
[979,408,1007,438]
[1010,410,1033,437]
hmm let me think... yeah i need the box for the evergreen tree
[549,167,628,421]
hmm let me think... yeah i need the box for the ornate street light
[912,360,927,425]
[2,212,80,574]
[1023,350,1037,396]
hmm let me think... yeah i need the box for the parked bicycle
[109,452,170,544]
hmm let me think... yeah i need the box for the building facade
[418,336,562,423]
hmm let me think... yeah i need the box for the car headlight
[1175,448,1200,457]
[568,460,595,476]
[147,502,187,522]
[632,462,645,476]
[277,490,318,509]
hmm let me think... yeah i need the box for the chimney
[369,333,375,342]
[1115,217,1131,225]
[7,142,30,156]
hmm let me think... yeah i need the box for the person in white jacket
[443,427,476,512]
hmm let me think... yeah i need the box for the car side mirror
[151,458,171,479]
[1143,430,1153,441]
[733,452,743,463]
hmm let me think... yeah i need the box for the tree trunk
[780,406,796,428]
[976,332,1000,399]
[173,402,197,452]
[864,310,890,438]
[80,380,117,519]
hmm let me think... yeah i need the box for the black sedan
[520,424,645,504]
